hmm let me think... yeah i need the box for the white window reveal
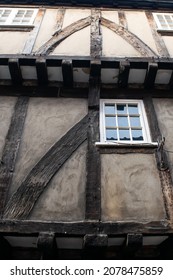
[100,100,151,144]
[153,13,173,31]
[0,8,38,26]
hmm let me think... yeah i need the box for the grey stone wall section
[31,142,86,221]
[9,97,87,197]
[101,154,166,221]
[0,97,17,159]
[153,99,173,181]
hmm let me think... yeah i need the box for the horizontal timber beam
[0,220,172,235]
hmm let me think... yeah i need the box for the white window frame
[99,99,152,144]
[153,13,173,31]
[0,8,38,26]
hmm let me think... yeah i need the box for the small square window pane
[117,104,127,114]
[128,104,138,114]
[106,129,117,141]
[119,129,130,141]
[105,116,116,127]
[118,116,128,127]
[105,104,115,114]
[132,129,143,141]
[130,117,141,127]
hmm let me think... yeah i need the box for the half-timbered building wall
[0,0,173,259]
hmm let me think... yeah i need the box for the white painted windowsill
[95,142,158,148]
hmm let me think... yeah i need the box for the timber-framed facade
[0,0,173,259]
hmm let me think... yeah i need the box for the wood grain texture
[35,16,91,55]
[91,9,102,59]
[0,96,29,217]
[101,17,157,57]
[0,220,171,235]
[118,11,128,29]
[3,114,89,220]
[85,109,101,220]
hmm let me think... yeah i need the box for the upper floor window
[0,8,38,26]
[153,13,173,31]
[100,100,151,144]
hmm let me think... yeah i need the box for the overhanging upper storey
[0,0,173,10]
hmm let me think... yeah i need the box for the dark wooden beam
[0,220,172,235]
[62,60,73,87]
[118,61,130,88]
[144,63,158,89]
[86,77,101,220]
[36,58,48,85]
[88,78,100,108]
[3,114,88,220]
[83,234,108,259]
[22,9,45,54]
[90,60,101,78]
[37,232,57,260]
[123,233,143,259]
[0,236,12,260]
[0,96,29,217]
[86,110,101,220]
[8,58,22,85]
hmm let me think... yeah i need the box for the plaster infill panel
[153,98,173,180]
[162,37,173,57]
[62,8,90,29]
[125,11,158,55]
[33,9,59,52]
[0,32,28,54]
[0,97,17,159]
[101,154,165,222]
[101,10,119,24]
[10,98,87,197]
[52,26,90,56]
[102,26,140,57]
[31,142,86,221]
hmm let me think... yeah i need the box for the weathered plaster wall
[0,96,17,159]
[0,32,28,54]
[101,10,119,23]
[162,36,173,57]
[62,8,90,28]
[31,142,87,221]
[101,154,165,221]
[153,98,173,179]
[125,11,158,55]
[102,26,140,57]
[9,97,87,197]
[52,26,90,56]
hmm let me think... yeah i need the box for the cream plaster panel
[102,26,140,57]
[52,26,90,56]
[125,11,158,55]
[62,9,90,29]
[153,99,173,180]
[9,98,87,197]
[33,9,58,51]
[101,10,119,24]
[31,143,86,221]
[101,154,165,221]
[162,37,173,57]
[0,97,17,159]
[0,32,28,54]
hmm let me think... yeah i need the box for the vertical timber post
[85,9,102,220]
